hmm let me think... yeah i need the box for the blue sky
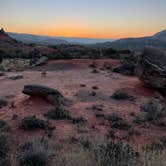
[0,0,166,38]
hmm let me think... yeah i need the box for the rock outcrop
[138,47,166,92]
[23,84,67,105]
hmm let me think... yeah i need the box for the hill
[92,29,166,50]
[8,32,69,45]
[8,32,114,45]
[0,28,57,59]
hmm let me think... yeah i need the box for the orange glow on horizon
[5,24,159,39]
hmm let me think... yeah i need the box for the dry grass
[52,146,166,166]
[0,134,165,166]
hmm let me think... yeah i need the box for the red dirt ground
[0,59,165,147]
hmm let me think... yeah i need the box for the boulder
[23,84,66,105]
[138,47,166,92]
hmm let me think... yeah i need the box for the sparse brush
[104,113,131,130]
[134,98,166,125]
[19,137,53,166]
[91,69,99,73]
[72,117,87,124]
[44,107,71,120]
[21,116,46,130]
[0,120,7,129]
[93,140,139,166]
[0,132,12,166]
[111,89,135,101]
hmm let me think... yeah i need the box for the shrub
[134,99,166,124]
[79,137,92,149]
[20,151,48,166]
[103,48,118,56]
[111,90,135,101]
[118,50,131,54]
[95,113,105,118]
[141,99,162,112]
[0,98,8,108]
[104,113,131,130]
[94,141,139,166]
[19,138,51,166]
[113,54,138,76]
[0,133,11,165]
[89,63,97,68]
[91,69,99,73]
[106,129,116,139]
[0,120,7,129]
[72,117,87,124]
[143,137,166,151]
[44,107,71,120]
[21,116,46,130]
[0,120,10,133]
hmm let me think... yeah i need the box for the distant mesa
[91,29,166,50]
[6,28,166,50]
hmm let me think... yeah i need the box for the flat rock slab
[22,84,66,105]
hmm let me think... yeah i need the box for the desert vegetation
[0,29,166,166]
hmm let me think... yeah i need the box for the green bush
[134,99,166,124]
[113,54,138,76]
[111,90,135,101]
[0,120,10,133]
[91,69,99,73]
[0,133,11,166]
[72,117,87,124]
[44,107,71,120]
[21,116,46,130]
[19,138,51,166]
[104,113,131,130]
[20,151,48,166]
[0,120,7,129]
[78,137,92,149]
[94,141,139,166]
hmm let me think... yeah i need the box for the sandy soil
[0,59,165,147]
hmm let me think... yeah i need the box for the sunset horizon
[1,0,166,39]
[4,27,165,39]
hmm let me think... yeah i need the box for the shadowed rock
[22,84,66,105]
[138,47,166,93]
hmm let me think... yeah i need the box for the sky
[0,0,166,39]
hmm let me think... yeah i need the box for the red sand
[0,59,165,146]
